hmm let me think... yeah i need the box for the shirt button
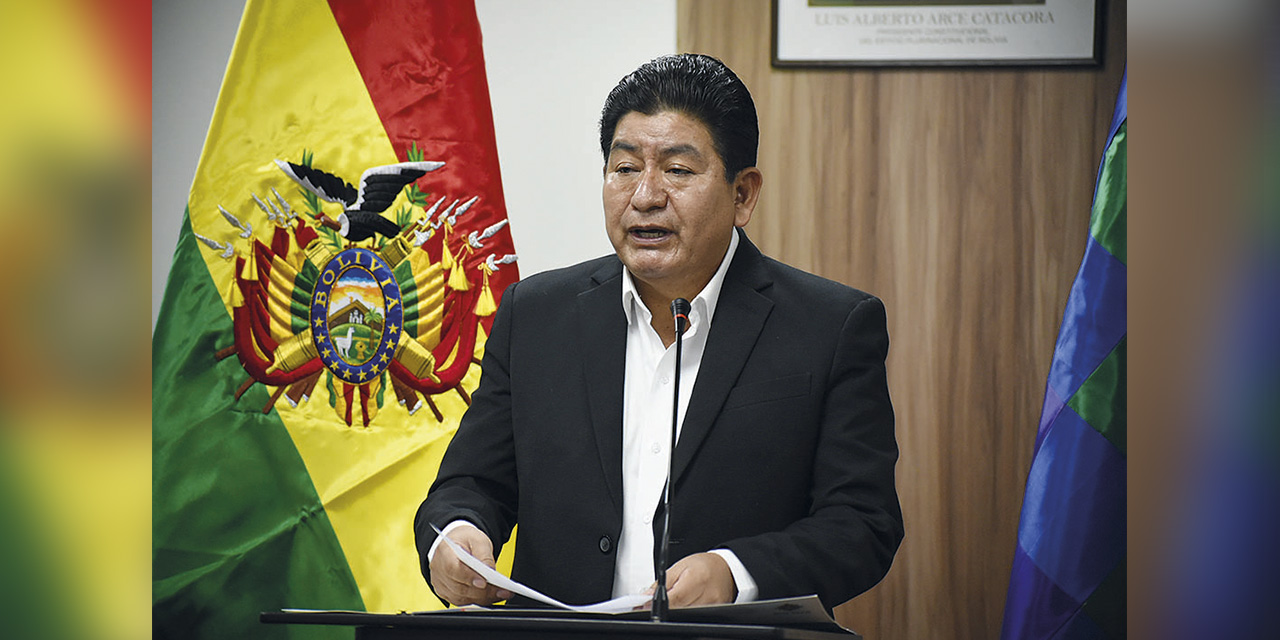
[598,535,612,554]
[660,375,670,385]
[643,515,652,525]
[651,442,661,454]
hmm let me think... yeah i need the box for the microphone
[653,298,691,622]
[670,298,691,336]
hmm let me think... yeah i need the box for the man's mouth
[630,227,672,241]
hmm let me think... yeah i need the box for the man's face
[603,110,757,300]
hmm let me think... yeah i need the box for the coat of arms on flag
[194,148,515,427]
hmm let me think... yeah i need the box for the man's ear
[733,167,762,227]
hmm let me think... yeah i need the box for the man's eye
[615,166,637,174]
[668,167,692,175]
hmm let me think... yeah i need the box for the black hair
[599,53,758,182]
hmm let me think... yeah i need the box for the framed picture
[772,0,1103,67]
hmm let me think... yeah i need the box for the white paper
[432,524,652,614]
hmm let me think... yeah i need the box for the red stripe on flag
[328,0,520,312]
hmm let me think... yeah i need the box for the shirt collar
[621,228,740,333]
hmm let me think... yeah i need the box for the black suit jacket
[415,232,902,610]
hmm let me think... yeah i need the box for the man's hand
[428,524,512,606]
[657,552,737,608]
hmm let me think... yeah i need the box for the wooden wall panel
[678,2,1126,639]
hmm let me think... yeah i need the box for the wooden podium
[260,608,862,640]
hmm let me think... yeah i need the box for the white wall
[152,0,676,328]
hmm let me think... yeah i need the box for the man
[415,54,902,611]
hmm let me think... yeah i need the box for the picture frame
[772,0,1103,67]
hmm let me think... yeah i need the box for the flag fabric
[1000,72,1127,640]
[152,1,519,638]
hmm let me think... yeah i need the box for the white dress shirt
[611,230,757,602]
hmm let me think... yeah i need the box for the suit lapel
[672,235,774,486]
[577,259,627,515]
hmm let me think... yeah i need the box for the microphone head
[670,298,691,335]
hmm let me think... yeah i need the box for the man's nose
[630,169,667,211]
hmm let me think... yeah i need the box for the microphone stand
[652,298,690,622]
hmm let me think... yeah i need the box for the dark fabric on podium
[416,231,903,610]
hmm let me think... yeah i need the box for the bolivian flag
[152,1,519,638]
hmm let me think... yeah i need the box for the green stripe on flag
[153,212,363,640]
[1067,337,1127,455]
[1090,123,1127,265]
